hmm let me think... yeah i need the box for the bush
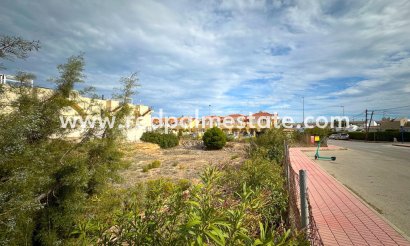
[226,134,235,142]
[0,55,131,245]
[76,165,303,245]
[348,132,365,140]
[349,131,410,142]
[202,127,227,150]
[142,160,161,172]
[74,122,308,245]
[141,132,179,148]
[249,128,287,164]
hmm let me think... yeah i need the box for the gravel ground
[118,140,247,187]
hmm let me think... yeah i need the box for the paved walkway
[290,146,410,246]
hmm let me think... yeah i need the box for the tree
[203,127,226,150]
[10,71,37,111]
[0,54,130,245]
[14,71,36,85]
[51,54,85,98]
[113,72,140,103]
[0,35,40,68]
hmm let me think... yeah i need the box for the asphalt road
[305,140,410,238]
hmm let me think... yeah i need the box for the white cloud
[1,0,410,120]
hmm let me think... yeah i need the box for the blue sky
[1,0,410,121]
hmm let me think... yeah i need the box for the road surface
[305,140,410,238]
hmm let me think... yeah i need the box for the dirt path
[118,140,247,187]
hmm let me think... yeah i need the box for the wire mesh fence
[283,141,324,246]
[306,192,323,245]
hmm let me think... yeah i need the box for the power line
[372,105,410,112]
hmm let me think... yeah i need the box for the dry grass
[117,141,247,187]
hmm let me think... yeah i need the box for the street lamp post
[302,97,304,127]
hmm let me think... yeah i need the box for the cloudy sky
[1,0,410,120]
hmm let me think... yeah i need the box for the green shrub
[305,127,331,146]
[249,128,287,164]
[142,160,161,172]
[73,121,308,245]
[202,127,226,150]
[226,134,235,142]
[349,131,410,142]
[141,132,179,148]
[348,132,365,140]
[76,166,302,245]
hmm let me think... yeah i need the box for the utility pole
[340,105,345,128]
[365,109,368,141]
[369,111,374,141]
[208,104,211,116]
[365,110,374,141]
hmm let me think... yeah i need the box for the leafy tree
[101,72,140,140]
[113,72,140,103]
[0,54,131,245]
[203,127,227,150]
[51,54,85,98]
[0,35,40,68]
[14,71,36,85]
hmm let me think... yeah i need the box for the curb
[392,144,410,148]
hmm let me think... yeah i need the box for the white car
[329,133,349,140]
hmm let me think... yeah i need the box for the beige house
[379,118,409,132]
[0,82,152,142]
[191,111,279,137]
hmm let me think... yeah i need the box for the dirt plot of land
[118,140,248,187]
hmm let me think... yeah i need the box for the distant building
[380,118,409,131]
[0,74,33,87]
[192,111,279,136]
[0,79,152,142]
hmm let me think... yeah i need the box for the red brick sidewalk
[290,146,410,246]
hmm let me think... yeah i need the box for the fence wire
[283,142,324,246]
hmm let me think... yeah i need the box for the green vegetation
[292,127,332,147]
[141,132,179,148]
[226,134,235,142]
[142,160,161,172]
[0,34,306,245]
[249,128,287,164]
[349,131,409,142]
[305,127,331,141]
[0,35,40,69]
[0,38,138,245]
[203,127,227,150]
[75,128,307,245]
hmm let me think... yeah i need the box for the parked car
[329,133,350,140]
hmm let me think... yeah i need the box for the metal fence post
[286,145,290,191]
[299,170,309,229]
